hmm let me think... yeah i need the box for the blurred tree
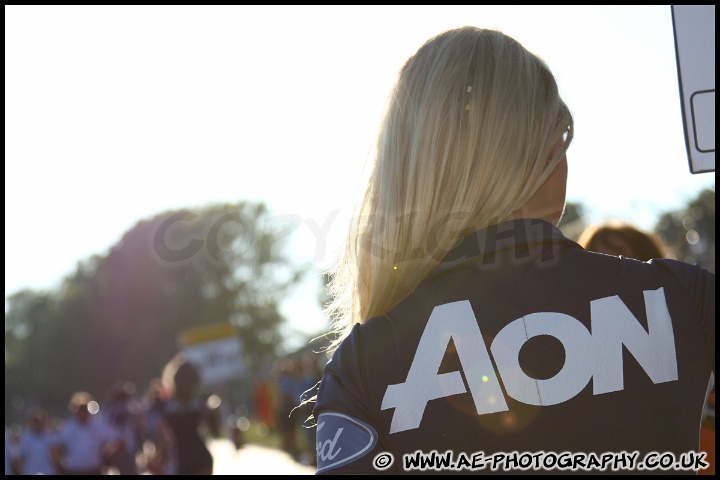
[5,201,305,421]
[656,187,715,273]
[5,273,92,420]
[5,290,59,413]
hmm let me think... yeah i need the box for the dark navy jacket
[313,219,714,474]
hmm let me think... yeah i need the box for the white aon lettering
[381,288,678,434]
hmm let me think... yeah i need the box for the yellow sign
[178,322,237,347]
[178,323,245,385]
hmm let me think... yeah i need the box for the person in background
[16,407,57,475]
[52,391,122,475]
[103,381,142,475]
[293,355,321,465]
[5,425,18,475]
[253,374,277,432]
[157,354,215,475]
[277,359,300,457]
[577,221,667,260]
[140,378,175,475]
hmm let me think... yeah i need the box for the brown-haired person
[311,26,715,474]
[578,221,668,261]
[155,354,215,475]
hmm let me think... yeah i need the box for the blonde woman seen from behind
[311,26,714,475]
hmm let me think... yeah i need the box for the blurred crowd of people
[6,384,161,475]
[4,351,324,475]
[4,354,223,475]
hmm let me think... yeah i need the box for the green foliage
[5,201,304,422]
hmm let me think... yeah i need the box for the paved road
[208,439,316,475]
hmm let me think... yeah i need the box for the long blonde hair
[325,27,573,348]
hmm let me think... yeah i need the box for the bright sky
[5,6,715,350]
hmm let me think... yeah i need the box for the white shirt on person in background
[18,429,57,475]
[54,418,119,472]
